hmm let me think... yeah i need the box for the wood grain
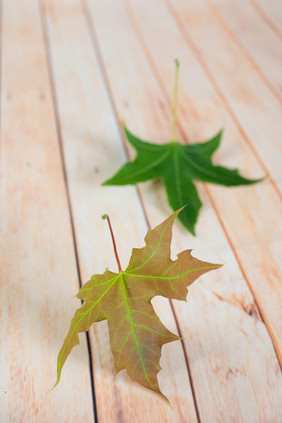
[207,0,282,98]
[42,0,199,421]
[0,0,94,422]
[85,0,282,421]
[249,0,282,40]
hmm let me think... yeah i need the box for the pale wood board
[85,0,282,422]
[1,0,281,422]
[208,0,282,98]
[42,0,198,421]
[0,0,94,421]
[249,0,282,39]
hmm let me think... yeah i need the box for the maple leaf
[103,60,263,235]
[54,209,221,401]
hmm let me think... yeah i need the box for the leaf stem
[102,214,122,272]
[172,58,180,142]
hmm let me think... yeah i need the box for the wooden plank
[42,0,199,421]
[85,1,282,422]
[249,0,282,40]
[0,0,95,422]
[207,0,282,98]
[167,0,282,195]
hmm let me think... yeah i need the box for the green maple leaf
[54,209,221,401]
[103,60,263,235]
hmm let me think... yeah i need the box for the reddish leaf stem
[102,214,122,272]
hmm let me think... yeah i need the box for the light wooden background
[0,0,281,422]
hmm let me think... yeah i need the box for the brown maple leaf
[54,208,222,401]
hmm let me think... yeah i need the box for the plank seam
[124,0,281,365]
[38,0,98,421]
[248,0,282,42]
[169,302,202,422]
[206,0,282,104]
[81,0,202,417]
[164,0,282,201]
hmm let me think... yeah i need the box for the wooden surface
[0,0,281,422]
